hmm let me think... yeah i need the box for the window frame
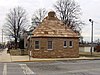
[69,40,73,48]
[63,40,67,48]
[34,40,40,50]
[47,41,53,50]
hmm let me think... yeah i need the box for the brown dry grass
[79,52,100,57]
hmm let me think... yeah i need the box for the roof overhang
[31,36,79,38]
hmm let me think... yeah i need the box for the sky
[0,0,100,42]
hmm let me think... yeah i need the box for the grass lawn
[79,52,100,57]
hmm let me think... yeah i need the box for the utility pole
[2,29,3,50]
[89,19,93,56]
[29,34,32,61]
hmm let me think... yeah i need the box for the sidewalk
[10,55,100,62]
[1,49,100,62]
[0,49,11,62]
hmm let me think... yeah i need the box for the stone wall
[30,37,79,58]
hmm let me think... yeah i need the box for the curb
[12,60,55,62]
[10,58,100,62]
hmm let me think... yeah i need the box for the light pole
[89,19,93,56]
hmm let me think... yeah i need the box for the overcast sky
[0,0,100,42]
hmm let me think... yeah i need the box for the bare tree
[31,8,47,28]
[54,0,84,33]
[3,7,28,48]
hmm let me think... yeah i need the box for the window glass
[64,41,67,48]
[48,41,52,50]
[69,41,73,47]
[35,41,39,49]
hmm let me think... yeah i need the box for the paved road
[1,60,100,75]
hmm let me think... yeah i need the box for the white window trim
[47,41,53,50]
[34,40,40,50]
[47,49,53,50]
[64,46,67,48]
[69,40,73,48]
[63,40,67,48]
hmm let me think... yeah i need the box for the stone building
[28,11,79,58]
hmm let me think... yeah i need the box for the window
[63,41,67,48]
[34,41,40,50]
[48,41,53,50]
[69,41,73,48]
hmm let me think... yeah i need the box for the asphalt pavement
[0,60,100,75]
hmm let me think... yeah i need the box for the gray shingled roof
[32,11,79,38]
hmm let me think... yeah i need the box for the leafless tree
[54,0,84,33]
[3,7,28,48]
[31,8,47,28]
